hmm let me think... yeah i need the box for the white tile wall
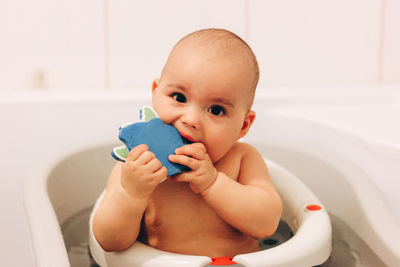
[107,0,247,89]
[382,0,400,83]
[0,0,399,89]
[0,0,105,89]
[249,0,382,87]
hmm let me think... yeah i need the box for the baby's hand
[121,144,168,199]
[168,143,217,194]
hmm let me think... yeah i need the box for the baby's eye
[171,93,187,103]
[208,105,226,116]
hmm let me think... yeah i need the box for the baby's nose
[182,107,201,129]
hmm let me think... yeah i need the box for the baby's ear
[152,78,160,94]
[238,110,256,139]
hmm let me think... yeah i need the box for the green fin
[141,106,158,122]
[113,145,129,161]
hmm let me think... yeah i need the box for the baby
[92,28,282,258]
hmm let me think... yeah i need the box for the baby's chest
[144,181,229,236]
[143,151,243,237]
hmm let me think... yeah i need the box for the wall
[0,0,399,91]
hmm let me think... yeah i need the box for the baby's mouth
[179,132,195,144]
[182,137,193,144]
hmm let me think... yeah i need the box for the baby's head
[152,28,259,162]
[161,28,259,109]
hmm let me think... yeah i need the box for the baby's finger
[169,154,198,170]
[192,142,207,152]
[170,172,190,183]
[136,150,156,165]
[127,144,148,161]
[154,166,168,182]
[175,143,206,160]
[147,158,162,172]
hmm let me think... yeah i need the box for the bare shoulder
[217,142,260,167]
[231,142,264,160]
[234,142,270,186]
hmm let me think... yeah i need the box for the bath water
[61,206,387,267]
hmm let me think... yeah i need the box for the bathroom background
[1,0,400,90]
[1,0,399,266]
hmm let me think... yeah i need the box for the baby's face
[152,41,255,163]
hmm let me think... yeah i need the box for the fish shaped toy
[111,106,190,177]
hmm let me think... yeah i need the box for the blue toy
[111,106,190,176]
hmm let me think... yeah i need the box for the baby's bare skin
[102,142,264,257]
[142,145,260,257]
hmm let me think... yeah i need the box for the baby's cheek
[209,135,236,162]
[154,109,171,124]
[207,146,226,164]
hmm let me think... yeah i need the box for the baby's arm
[169,143,282,239]
[203,144,282,238]
[92,144,167,251]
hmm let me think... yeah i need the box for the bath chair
[89,158,332,267]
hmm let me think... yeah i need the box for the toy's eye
[208,105,226,116]
[172,93,187,103]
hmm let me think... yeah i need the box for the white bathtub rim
[261,112,399,215]
[3,88,399,149]
[23,140,115,267]
[263,109,400,151]
[260,111,400,220]
[24,155,70,267]
[256,112,400,265]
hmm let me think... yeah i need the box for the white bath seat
[89,159,332,267]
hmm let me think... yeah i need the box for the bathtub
[15,86,400,266]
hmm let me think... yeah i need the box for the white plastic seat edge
[233,159,332,267]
